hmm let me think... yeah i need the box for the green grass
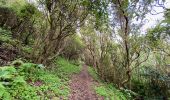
[95,84,128,100]
[0,57,82,100]
[88,66,100,81]
[55,57,82,78]
[88,66,130,100]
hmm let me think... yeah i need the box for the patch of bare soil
[69,65,104,100]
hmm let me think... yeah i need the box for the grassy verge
[54,57,82,79]
[88,66,131,100]
[0,57,82,100]
[95,84,131,100]
[88,66,100,81]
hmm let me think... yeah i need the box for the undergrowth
[88,66,131,100]
[55,57,82,79]
[88,66,100,81]
[0,57,82,100]
[95,84,132,100]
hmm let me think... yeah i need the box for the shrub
[131,66,170,99]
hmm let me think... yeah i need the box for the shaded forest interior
[0,0,170,100]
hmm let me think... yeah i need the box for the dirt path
[69,65,104,100]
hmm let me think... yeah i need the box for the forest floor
[69,65,104,100]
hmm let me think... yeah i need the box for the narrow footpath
[69,65,104,100]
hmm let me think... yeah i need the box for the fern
[0,66,16,80]
[0,82,11,100]
[13,76,26,85]
[0,83,6,97]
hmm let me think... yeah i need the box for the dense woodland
[0,0,170,100]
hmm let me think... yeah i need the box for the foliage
[55,57,82,78]
[62,35,85,61]
[0,0,170,99]
[88,66,100,82]
[7,0,26,14]
[81,0,109,27]
[0,57,82,99]
[21,46,33,54]
[0,28,13,43]
[0,66,26,99]
[33,0,90,65]
[95,84,130,100]
[131,65,170,99]
[88,66,131,100]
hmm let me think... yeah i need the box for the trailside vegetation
[0,0,170,99]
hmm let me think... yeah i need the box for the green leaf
[0,66,16,79]
[0,83,6,97]
[13,76,26,84]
